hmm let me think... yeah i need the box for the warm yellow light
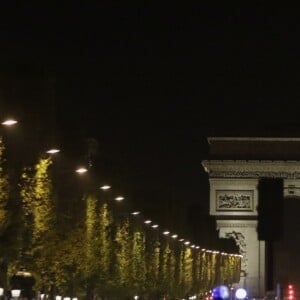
[171,234,178,239]
[100,185,111,190]
[184,241,190,245]
[144,220,152,224]
[46,149,60,154]
[76,167,88,174]
[11,290,21,297]
[152,224,159,228]
[115,196,124,201]
[163,231,170,235]
[131,211,140,215]
[179,238,184,242]
[1,119,17,126]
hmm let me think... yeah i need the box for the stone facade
[202,149,300,297]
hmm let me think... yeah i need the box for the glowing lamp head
[76,167,88,174]
[235,288,247,300]
[46,149,60,154]
[100,185,111,190]
[2,119,17,126]
[11,289,21,297]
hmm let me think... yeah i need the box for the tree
[0,137,15,289]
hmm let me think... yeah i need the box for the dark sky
[2,3,300,245]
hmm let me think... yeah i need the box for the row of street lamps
[0,117,241,300]
[0,116,242,256]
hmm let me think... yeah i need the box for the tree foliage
[0,138,242,299]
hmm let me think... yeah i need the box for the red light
[286,284,295,300]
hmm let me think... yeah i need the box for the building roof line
[208,137,300,143]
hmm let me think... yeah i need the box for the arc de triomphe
[202,137,300,297]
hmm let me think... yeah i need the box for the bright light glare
[163,231,170,235]
[152,224,159,228]
[47,149,60,154]
[184,241,190,245]
[235,288,247,299]
[1,119,17,126]
[76,167,88,174]
[115,196,124,201]
[11,290,21,297]
[144,220,152,224]
[100,185,111,190]
[131,211,140,215]
[171,234,178,239]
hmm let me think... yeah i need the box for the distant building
[202,137,300,297]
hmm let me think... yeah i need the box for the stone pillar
[208,178,265,297]
[216,219,265,297]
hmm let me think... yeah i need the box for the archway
[202,137,300,297]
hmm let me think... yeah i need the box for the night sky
[2,2,300,273]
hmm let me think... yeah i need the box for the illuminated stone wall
[202,139,300,298]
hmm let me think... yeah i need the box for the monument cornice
[202,160,300,178]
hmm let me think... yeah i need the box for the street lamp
[1,119,18,126]
[46,148,60,154]
[131,211,140,215]
[100,184,111,190]
[11,289,21,298]
[75,167,88,174]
